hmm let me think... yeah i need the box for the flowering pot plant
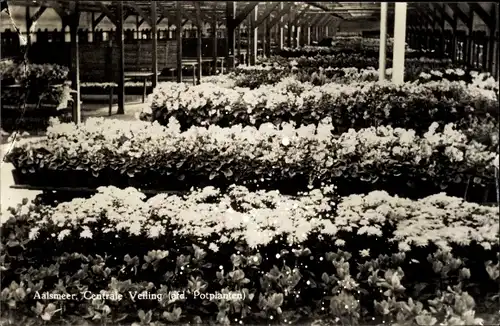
[4,118,497,201]
[0,60,72,131]
[142,79,498,148]
[204,66,495,90]
[0,60,69,88]
[261,54,455,72]
[1,185,499,325]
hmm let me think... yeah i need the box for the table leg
[142,79,146,103]
[108,87,114,116]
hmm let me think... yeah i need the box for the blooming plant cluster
[0,60,69,86]
[206,63,498,91]
[3,41,500,326]
[203,66,380,89]
[142,79,498,148]
[279,38,400,57]
[263,54,455,72]
[5,118,496,199]
[0,60,72,131]
[1,185,498,325]
[0,60,71,107]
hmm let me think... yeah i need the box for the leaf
[35,302,45,315]
[270,293,284,308]
[321,273,329,284]
[222,168,233,178]
[209,172,218,180]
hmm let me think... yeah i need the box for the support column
[488,5,497,72]
[116,1,125,114]
[247,16,252,64]
[176,1,182,82]
[287,16,292,47]
[296,25,301,47]
[392,2,407,85]
[379,2,388,82]
[279,2,284,49]
[226,1,236,70]
[195,10,202,84]
[237,26,242,58]
[212,2,217,74]
[250,5,258,64]
[151,1,158,88]
[69,3,81,123]
[307,25,311,45]
[466,7,474,65]
[262,19,267,56]
[451,12,458,62]
[25,6,31,45]
[437,9,445,57]
[265,17,271,57]
[136,16,140,39]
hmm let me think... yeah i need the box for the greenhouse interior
[0,1,499,325]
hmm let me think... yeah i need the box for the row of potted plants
[142,78,498,148]
[5,118,496,200]
[204,65,497,90]
[1,185,498,325]
[259,53,455,70]
[0,60,73,131]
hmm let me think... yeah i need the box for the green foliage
[143,79,498,151]
[4,118,496,198]
[0,186,498,325]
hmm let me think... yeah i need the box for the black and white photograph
[0,1,499,325]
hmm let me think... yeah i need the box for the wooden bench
[80,80,132,116]
[165,57,227,85]
[124,71,160,103]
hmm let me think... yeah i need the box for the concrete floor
[1,96,146,222]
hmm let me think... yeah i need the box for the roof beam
[256,2,279,27]
[431,3,454,27]
[93,13,106,28]
[297,13,314,26]
[268,2,293,29]
[469,2,495,28]
[96,1,118,26]
[421,5,443,29]
[415,7,435,29]
[193,0,201,28]
[29,5,47,24]
[292,4,310,25]
[126,2,152,26]
[312,14,330,27]
[308,2,344,20]
[232,1,259,27]
[448,4,471,26]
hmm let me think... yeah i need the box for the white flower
[208,243,219,252]
[359,249,370,257]
[57,229,71,241]
[335,239,346,247]
[80,228,93,239]
[28,227,40,240]
[455,68,465,76]
[281,137,290,146]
